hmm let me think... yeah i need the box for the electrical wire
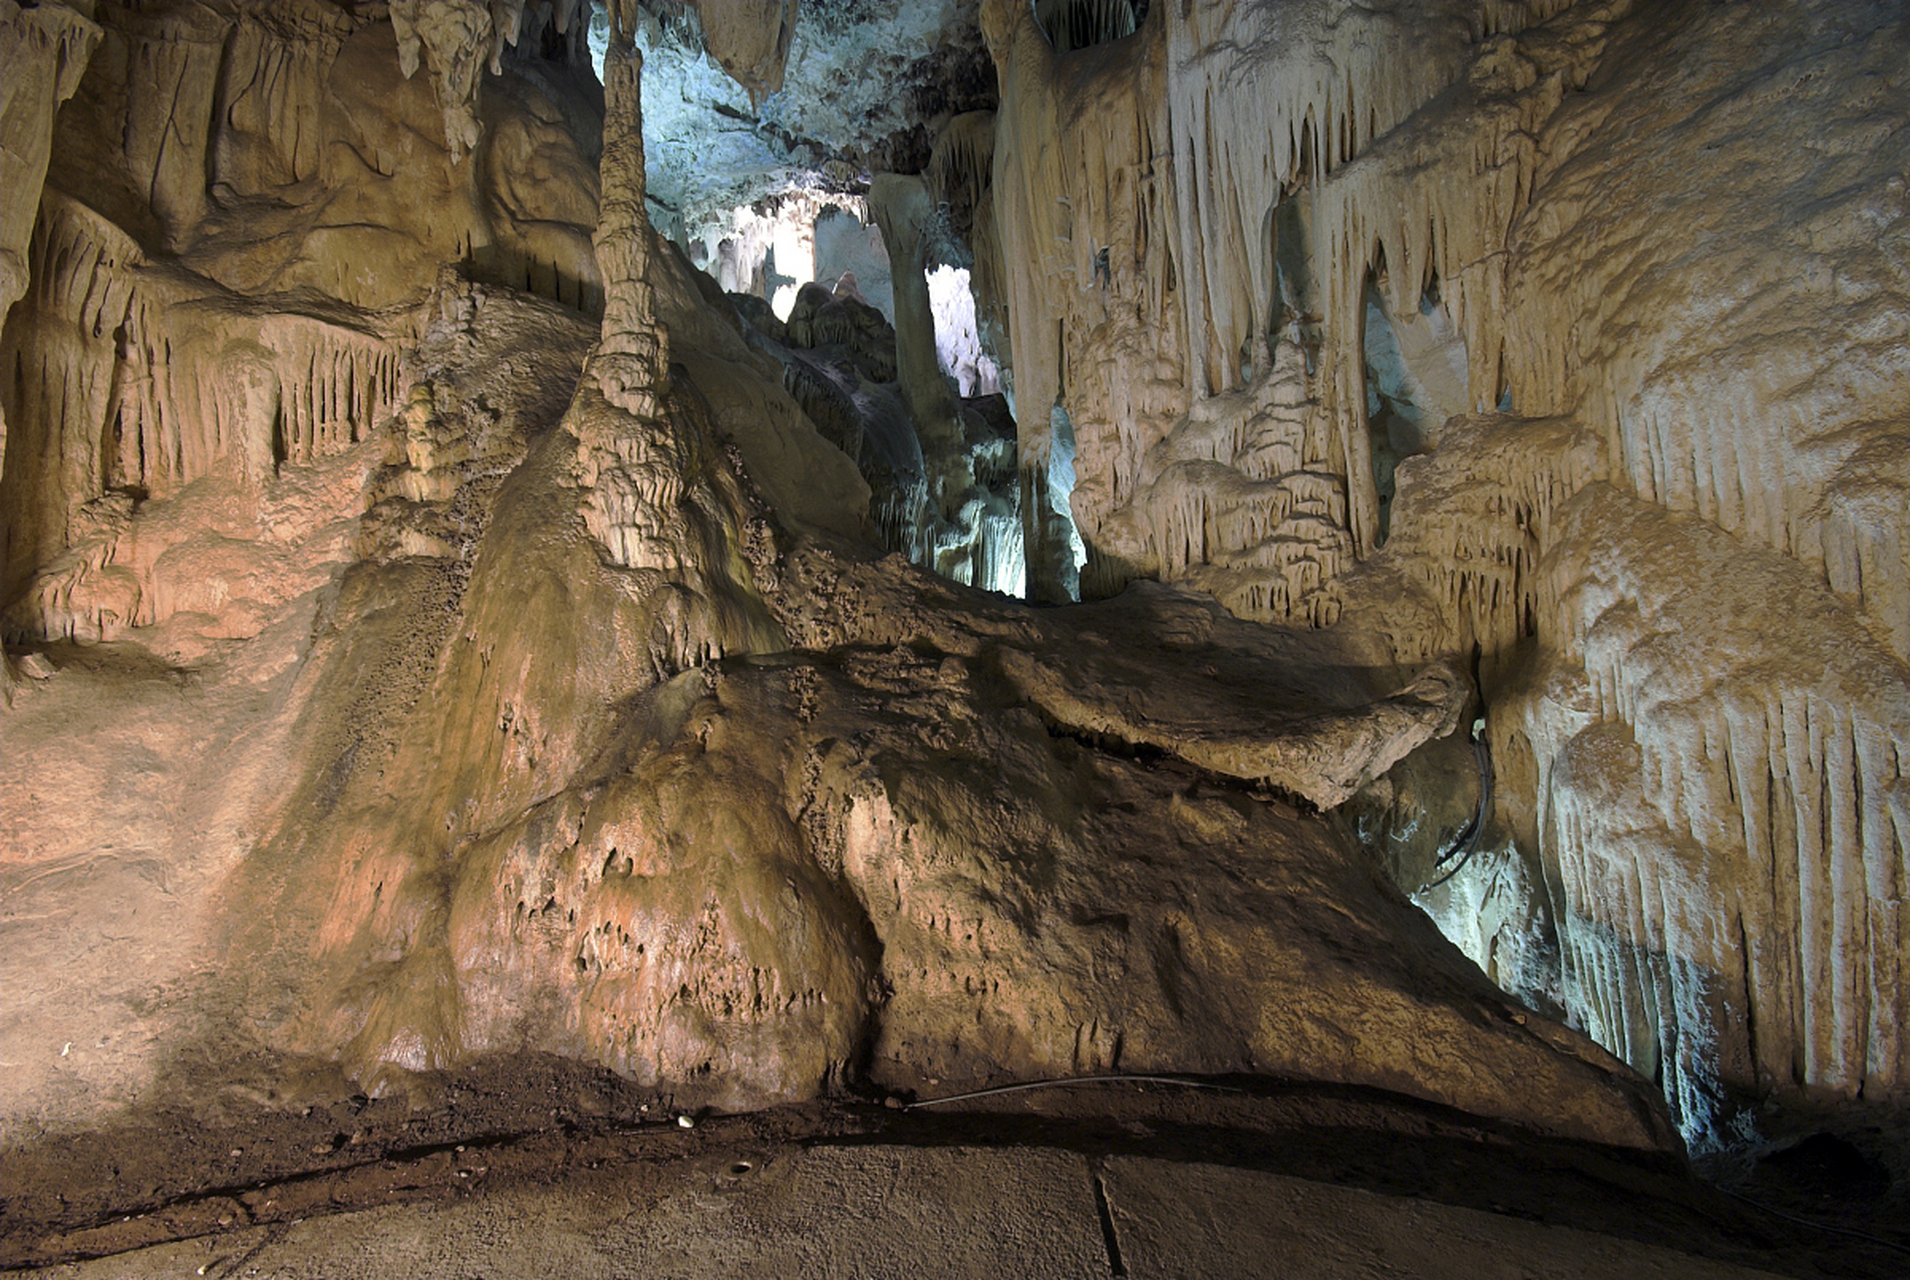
[1418,722,1492,894]
[903,1074,1249,1110]
[1716,1186,1910,1259]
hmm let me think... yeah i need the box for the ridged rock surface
[3,0,1903,1190]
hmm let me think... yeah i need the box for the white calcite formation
[975,0,1907,1140]
[0,0,1903,1177]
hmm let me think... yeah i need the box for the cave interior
[1,0,1907,1274]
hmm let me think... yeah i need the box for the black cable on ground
[1716,1186,1910,1259]
[903,1074,1249,1110]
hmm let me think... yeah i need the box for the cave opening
[1360,261,1468,548]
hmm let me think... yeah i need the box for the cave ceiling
[630,0,999,236]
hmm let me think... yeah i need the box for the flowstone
[5,0,1904,1210]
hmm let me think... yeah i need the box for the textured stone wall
[3,0,1902,1162]
[978,0,1908,1138]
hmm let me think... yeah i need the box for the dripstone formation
[2,0,1905,1258]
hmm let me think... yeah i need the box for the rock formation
[974,0,1908,1141]
[2,0,1905,1230]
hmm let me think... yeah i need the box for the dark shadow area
[9,1067,1904,1277]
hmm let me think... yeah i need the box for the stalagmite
[573,11,683,571]
[3,5,1908,1256]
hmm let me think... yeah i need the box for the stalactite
[1535,720,1738,1135]
[1516,485,1910,1117]
[1034,0,1137,55]
[985,0,1616,601]
[0,192,408,638]
[686,0,799,109]
[1490,17,1908,664]
[983,0,1179,600]
[1373,412,1600,663]
[986,0,1904,1139]
[1161,0,1553,408]
[390,0,513,160]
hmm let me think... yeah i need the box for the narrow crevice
[1037,713,1168,763]
[1029,703,1317,812]
[1090,1159,1127,1277]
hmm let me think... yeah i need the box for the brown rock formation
[3,3,1905,1238]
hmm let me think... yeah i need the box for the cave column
[0,1,102,670]
[867,174,960,453]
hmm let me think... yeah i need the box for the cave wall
[977,0,1908,1134]
[0,0,606,650]
[0,0,1695,1160]
[1,0,1903,1161]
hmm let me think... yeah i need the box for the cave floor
[5,1072,1902,1279]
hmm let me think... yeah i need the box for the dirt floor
[3,1059,1906,1277]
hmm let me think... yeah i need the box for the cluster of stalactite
[1,193,408,638]
[976,0,1908,1140]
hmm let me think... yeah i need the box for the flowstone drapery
[974,0,1908,1139]
[2,0,1903,1189]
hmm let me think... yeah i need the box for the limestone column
[867,174,960,455]
[0,0,101,671]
